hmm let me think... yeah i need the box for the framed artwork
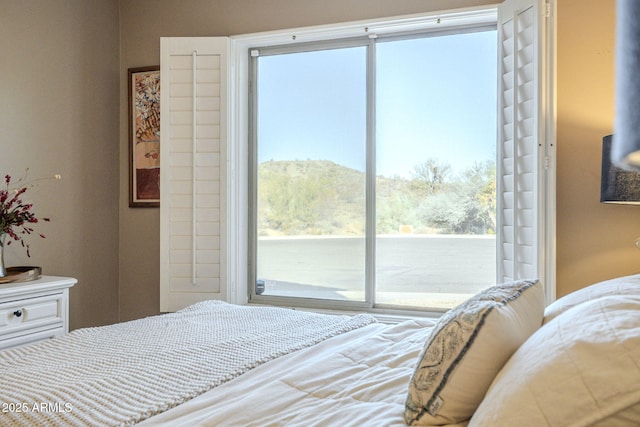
[129,66,160,207]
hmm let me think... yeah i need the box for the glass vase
[0,236,6,278]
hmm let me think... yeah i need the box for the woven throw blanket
[0,301,376,427]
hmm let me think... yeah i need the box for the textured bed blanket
[0,301,376,426]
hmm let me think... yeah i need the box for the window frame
[247,25,502,314]
[223,2,554,317]
[247,37,373,313]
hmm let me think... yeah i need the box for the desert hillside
[257,159,495,237]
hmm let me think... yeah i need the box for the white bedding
[140,278,640,427]
[0,301,375,427]
[140,318,437,427]
[4,276,638,426]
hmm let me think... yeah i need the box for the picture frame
[128,66,160,207]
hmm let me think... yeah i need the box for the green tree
[411,158,453,195]
[259,171,327,233]
[376,192,420,234]
[419,160,496,234]
[462,161,496,233]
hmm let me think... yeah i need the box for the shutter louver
[160,38,229,312]
[497,0,543,283]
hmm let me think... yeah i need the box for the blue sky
[257,29,497,178]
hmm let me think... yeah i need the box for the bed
[1,275,639,426]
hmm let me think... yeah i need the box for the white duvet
[140,319,436,427]
[0,301,376,427]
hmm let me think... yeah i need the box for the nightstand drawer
[0,276,76,350]
[0,293,64,338]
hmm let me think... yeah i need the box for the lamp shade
[601,135,640,204]
[611,0,640,169]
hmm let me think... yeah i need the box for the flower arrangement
[0,170,61,258]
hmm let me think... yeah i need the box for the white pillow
[405,279,544,426]
[470,295,640,427]
[544,274,640,324]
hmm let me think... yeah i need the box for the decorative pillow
[404,279,544,426]
[543,273,640,324]
[469,295,640,427]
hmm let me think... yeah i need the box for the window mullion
[365,35,377,307]
[247,53,259,301]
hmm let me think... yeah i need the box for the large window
[159,1,554,313]
[250,26,499,311]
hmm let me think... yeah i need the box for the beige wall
[556,0,640,296]
[2,0,633,327]
[0,0,120,329]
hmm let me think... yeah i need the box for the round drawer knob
[13,309,22,318]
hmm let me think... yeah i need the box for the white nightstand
[0,276,76,350]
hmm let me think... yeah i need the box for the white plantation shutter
[160,37,229,312]
[497,0,553,299]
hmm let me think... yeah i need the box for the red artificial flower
[0,171,59,257]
